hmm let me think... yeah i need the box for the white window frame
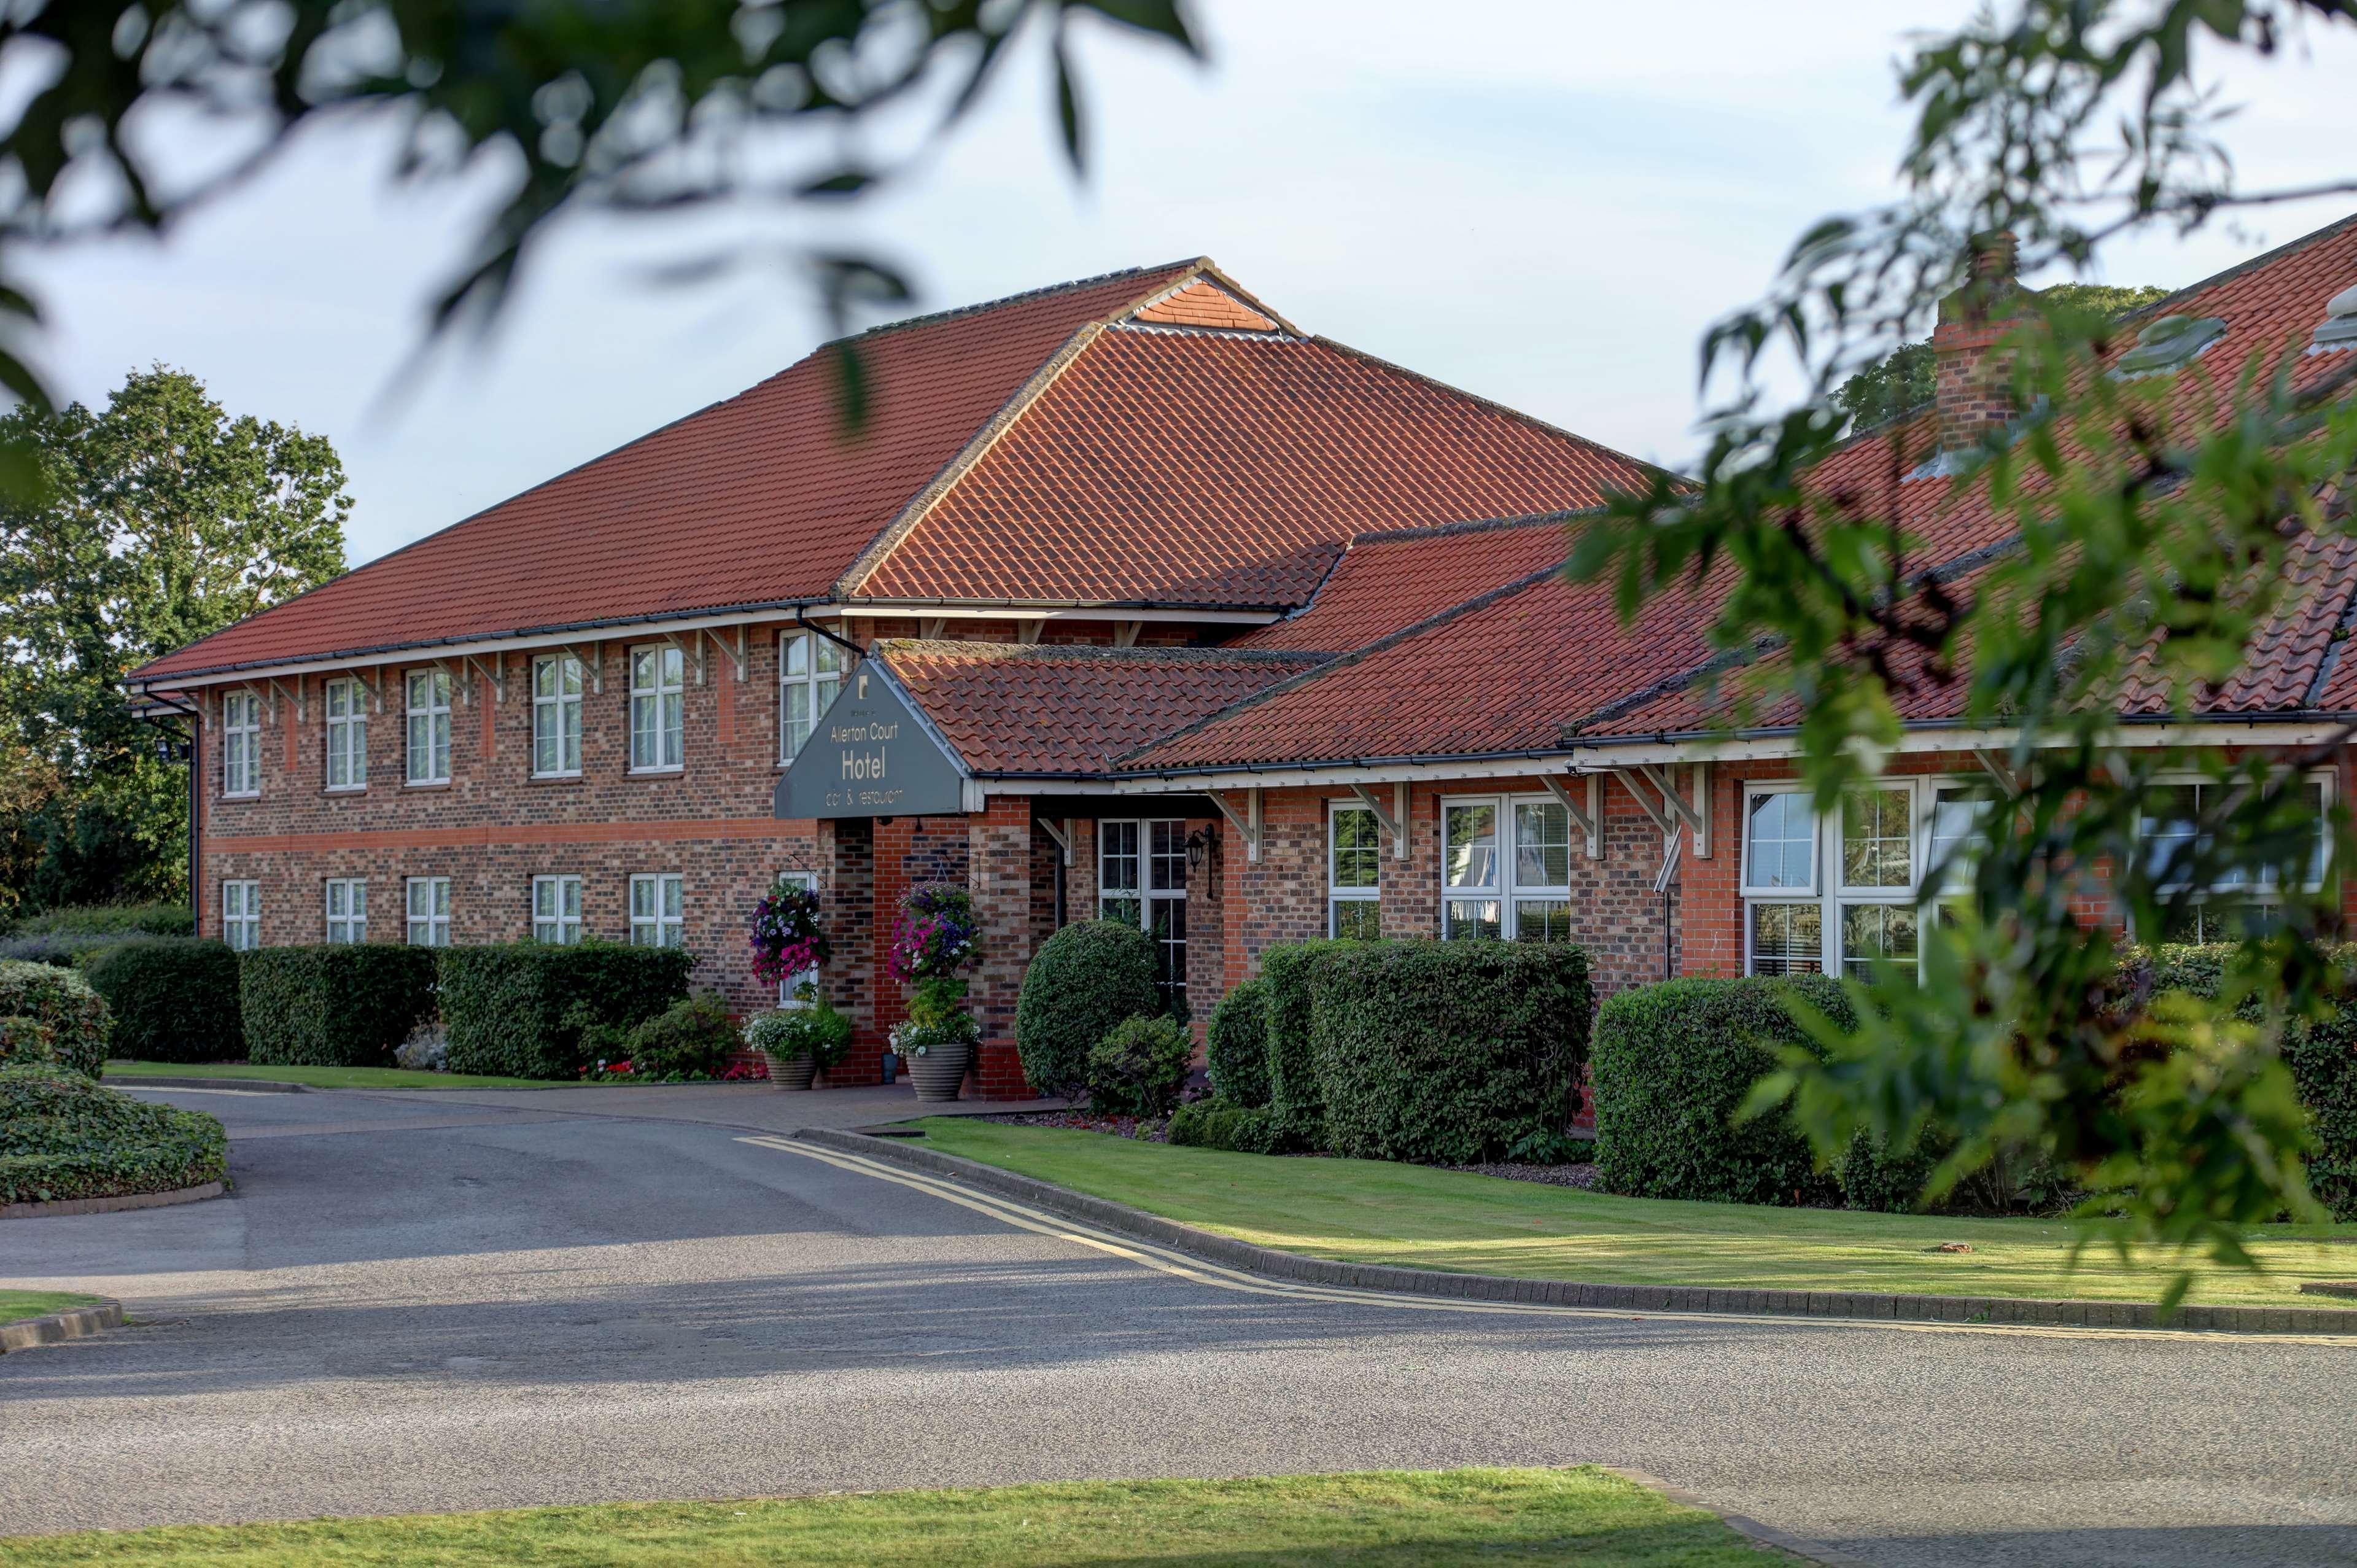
[1098,818,1187,1003]
[1437,794,1575,942]
[630,872,685,947]
[775,868,820,1003]
[405,875,451,946]
[323,677,367,791]
[1327,801,1382,939]
[324,878,367,944]
[532,874,583,944]
[531,654,584,778]
[221,880,260,951]
[2134,769,2335,941]
[629,644,685,773]
[222,690,261,798]
[405,669,451,786]
[779,631,846,762]
[1741,779,1938,979]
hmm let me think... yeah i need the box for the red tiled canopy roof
[133,258,1662,684]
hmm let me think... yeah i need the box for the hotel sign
[773,667,967,820]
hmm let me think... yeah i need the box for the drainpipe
[794,605,864,662]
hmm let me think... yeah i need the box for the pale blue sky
[29,1,2357,567]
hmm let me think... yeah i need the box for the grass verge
[917,1119,2356,1308]
[0,1290,98,1325]
[0,1467,1778,1566]
[105,1061,570,1092]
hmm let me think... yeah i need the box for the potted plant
[748,874,831,990]
[744,982,853,1090]
[888,883,980,1100]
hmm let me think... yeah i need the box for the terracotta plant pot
[907,1041,971,1103]
[761,1050,820,1091]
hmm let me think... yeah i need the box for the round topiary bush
[0,1063,227,1204]
[1205,976,1271,1108]
[0,959,110,1077]
[1015,920,1160,1098]
[624,993,740,1078]
[1087,1013,1194,1117]
[79,939,243,1064]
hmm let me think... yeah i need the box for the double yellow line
[738,1135,2357,1348]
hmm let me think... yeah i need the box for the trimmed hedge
[241,945,438,1068]
[438,942,694,1079]
[1205,976,1271,1108]
[1259,939,1361,1151]
[1015,920,1160,1099]
[0,960,110,1077]
[0,933,128,968]
[1310,940,1594,1165]
[79,939,243,1064]
[1591,974,1852,1206]
[1168,1094,1283,1154]
[7,904,193,938]
[1087,1013,1193,1117]
[0,1064,227,1205]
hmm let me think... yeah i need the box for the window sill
[529,772,585,785]
[322,786,367,797]
[404,780,453,791]
[219,792,260,803]
[628,767,685,778]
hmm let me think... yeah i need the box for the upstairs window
[222,880,260,951]
[222,691,261,798]
[405,669,451,785]
[631,872,685,947]
[1328,802,1381,939]
[630,645,684,772]
[405,876,451,945]
[532,874,582,944]
[324,678,367,790]
[532,654,583,777]
[325,879,367,944]
[780,631,845,761]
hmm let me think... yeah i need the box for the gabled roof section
[877,640,1324,776]
[1128,278,1285,333]
[132,261,1205,683]
[849,328,1664,607]
[1241,510,1586,653]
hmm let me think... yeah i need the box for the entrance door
[1098,819,1187,1008]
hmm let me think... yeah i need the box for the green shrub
[1259,939,1365,1151]
[241,945,438,1068]
[0,959,110,1077]
[0,1064,227,1205]
[438,942,694,1079]
[1167,1094,1283,1154]
[1591,974,1850,1206]
[1086,1013,1194,1117]
[1205,977,1272,1108]
[7,904,193,938]
[1309,941,1594,1165]
[624,993,739,1079]
[1015,920,1160,1098]
[79,939,243,1064]
[0,933,127,968]
[0,1015,58,1068]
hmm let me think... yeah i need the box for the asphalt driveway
[3,1085,2353,1567]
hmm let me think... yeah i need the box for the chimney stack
[1931,231,2022,456]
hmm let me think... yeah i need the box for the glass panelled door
[1100,818,1187,1007]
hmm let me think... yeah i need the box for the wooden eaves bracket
[1540,774,1606,859]
[1610,763,1712,861]
[1204,788,1265,863]
[1348,782,1411,859]
[1037,816,1077,866]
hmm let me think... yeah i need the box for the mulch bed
[1447,1160,1601,1189]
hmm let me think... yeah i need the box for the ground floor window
[1328,801,1381,939]
[775,868,818,1002]
[631,872,685,947]
[1742,777,1978,977]
[222,880,260,951]
[325,879,367,944]
[1100,818,1186,1004]
[532,875,582,944]
[2138,774,2332,942]
[406,876,452,945]
[1440,795,1572,941]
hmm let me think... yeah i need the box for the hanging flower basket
[888,883,979,984]
[749,875,831,987]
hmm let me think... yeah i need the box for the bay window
[1441,795,1573,941]
[1743,778,1984,976]
[1327,802,1381,939]
[630,645,685,772]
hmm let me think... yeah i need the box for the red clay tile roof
[1130,279,1281,332]
[879,640,1322,775]
[133,262,1203,682]
[852,332,1660,607]
[1240,511,1584,653]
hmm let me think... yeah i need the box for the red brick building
[129,223,2357,1095]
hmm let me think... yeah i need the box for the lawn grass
[105,1060,570,1091]
[0,1290,98,1325]
[0,1467,1778,1566]
[916,1119,2357,1309]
